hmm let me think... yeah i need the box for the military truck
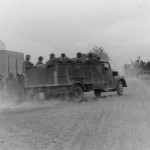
[24,60,127,102]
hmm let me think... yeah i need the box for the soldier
[123,64,129,78]
[0,75,5,100]
[93,53,101,61]
[86,52,92,62]
[60,53,70,63]
[75,52,84,63]
[5,73,17,99]
[36,56,45,68]
[61,53,66,59]
[24,55,34,70]
[46,53,59,68]
[16,73,25,101]
[87,53,99,64]
[36,56,43,65]
[147,61,150,70]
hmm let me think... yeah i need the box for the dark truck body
[25,61,127,101]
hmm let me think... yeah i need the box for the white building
[0,40,6,50]
[0,50,24,78]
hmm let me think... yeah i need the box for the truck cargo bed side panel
[69,64,84,79]
[25,68,55,87]
[57,64,71,84]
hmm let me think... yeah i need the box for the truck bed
[25,62,104,88]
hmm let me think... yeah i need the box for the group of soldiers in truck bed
[24,52,101,70]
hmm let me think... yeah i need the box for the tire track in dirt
[102,79,150,150]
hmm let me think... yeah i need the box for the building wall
[0,50,24,78]
[0,51,7,78]
[0,40,6,50]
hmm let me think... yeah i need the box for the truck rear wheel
[117,81,124,95]
[70,85,84,102]
[94,89,101,98]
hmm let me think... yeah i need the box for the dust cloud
[0,97,62,112]
[126,77,150,97]
[0,77,149,112]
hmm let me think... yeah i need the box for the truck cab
[102,61,121,89]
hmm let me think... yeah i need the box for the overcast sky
[0,0,150,71]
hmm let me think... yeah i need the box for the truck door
[93,63,104,82]
[103,62,113,88]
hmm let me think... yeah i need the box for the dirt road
[0,79,150,150]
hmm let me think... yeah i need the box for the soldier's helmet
[61,53,66,58]
[26,55,31,60]
[38,56,43,61]
[50,53,55,59]
[76,52,82,58]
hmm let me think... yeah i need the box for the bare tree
[90,46,110,61]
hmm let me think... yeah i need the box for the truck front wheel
[94,89,101,98]
[117,81,124,95]
[70,85,84,102]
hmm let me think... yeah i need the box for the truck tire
[70,85,84,102]
[117,81,124,95]
[94,89,101,98]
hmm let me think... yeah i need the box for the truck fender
[118,78,127,87]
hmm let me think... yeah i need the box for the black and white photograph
[0,0,149,149]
